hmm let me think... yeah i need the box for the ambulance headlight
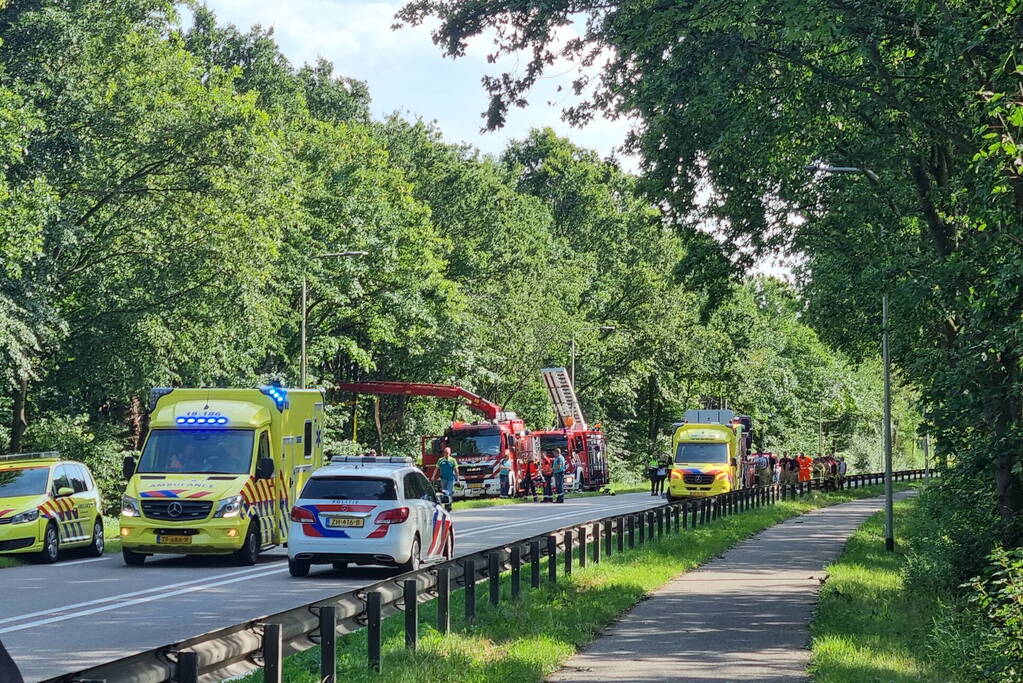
[213,495,244,518]
[10,509,39,524]
[121,496,140,517]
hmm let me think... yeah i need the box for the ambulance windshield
[674,442,729,464]
[138,429,256,474]
[0,467,49,497]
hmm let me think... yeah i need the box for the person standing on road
[797,452,812,483]
[499,449,513,498]
[837,455,848,487]
[552,448,567,503]
[437,447,459,499]
[521,455,539,502]
[754,452,770,487]
[541,451,554,502]
[648,456,660,496]
[655,459,668,496]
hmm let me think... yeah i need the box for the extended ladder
[541,367,587,429]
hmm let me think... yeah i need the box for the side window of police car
[415,473,437,504]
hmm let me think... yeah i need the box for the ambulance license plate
[690,492,706,497]
[327,517,364,528]
[468,482,484,489]
[157,535,192,544]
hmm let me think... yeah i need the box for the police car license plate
[157,535,191,544]
[468,482,484,489]
[327,517,363,528]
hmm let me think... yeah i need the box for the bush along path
[232,476,924,683]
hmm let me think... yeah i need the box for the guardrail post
[702,499,709,525]
[320,606,336,683]
[657,508,665,535]
[564,528,573,576]
[261,625,282,683]
[648,510,656,537]
[530,540,541,588]
[579,527,588,567]
[628,515,635,547]
[593,523,601,564]
[367,591,382,672]
[605,519,613,556]
[437,566,450,633]
[682,503,689,529]
[404,580,418,652]
[638,513,645,543]
[488,554,500,607]
[617,516,625,552]
[673,505,680,532]
[713,498,720,520]
[547,535,557,583]
[463,560,476,624]
[511,546,521,600]
[177,651,199,683]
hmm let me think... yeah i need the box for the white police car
[287,456,454,577]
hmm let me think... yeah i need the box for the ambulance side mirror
[57,487,74,498]
[122,456,136,480]
[256,457,275,480]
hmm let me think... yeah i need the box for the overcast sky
[199,0,633,163]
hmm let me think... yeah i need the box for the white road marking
[458,501,655,537]
[0,566,287,634]
[0,496,657,632]
[56,557,115,567]
[0,563,282,626]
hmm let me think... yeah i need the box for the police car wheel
[288,558,311,577]
[87,519,104,557]
[235,526,259,566]
[398,536,421,573]
[38,524,59,564]
[122,547,146,566]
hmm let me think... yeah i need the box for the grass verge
[238,482,917,683]
[809,495,948,682]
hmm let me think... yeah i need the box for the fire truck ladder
[541,367,587,430]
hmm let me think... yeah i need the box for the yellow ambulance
[666,410,750,500]
[0,452,105,562]
[119,386,324,566]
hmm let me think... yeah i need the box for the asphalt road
[1,492,664,682]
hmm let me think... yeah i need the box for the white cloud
[198,0,634,165]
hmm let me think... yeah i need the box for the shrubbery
[904,472,1022,681]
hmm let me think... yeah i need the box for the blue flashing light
[176,417,186,424]
[260,386,289,411]
[186,417,196,424]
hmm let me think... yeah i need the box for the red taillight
[374,507,409,525]
[290,506,316,524]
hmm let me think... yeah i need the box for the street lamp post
[570,326,617,388]
[807,163,895,551]
[301,250,369,389]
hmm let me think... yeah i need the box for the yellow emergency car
[0,452,105,562]
[120,386,324,566]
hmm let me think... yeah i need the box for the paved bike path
[550,491,914,682]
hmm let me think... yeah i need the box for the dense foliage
[0,0,918,516]
[397,0,1023,675]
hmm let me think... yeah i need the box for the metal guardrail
[48,469,929,683]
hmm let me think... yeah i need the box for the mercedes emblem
[167,502,183,518]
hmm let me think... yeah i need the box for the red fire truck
[530,368,610,492]
[336,382,538,499]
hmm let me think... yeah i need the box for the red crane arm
[336,382,501,420]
